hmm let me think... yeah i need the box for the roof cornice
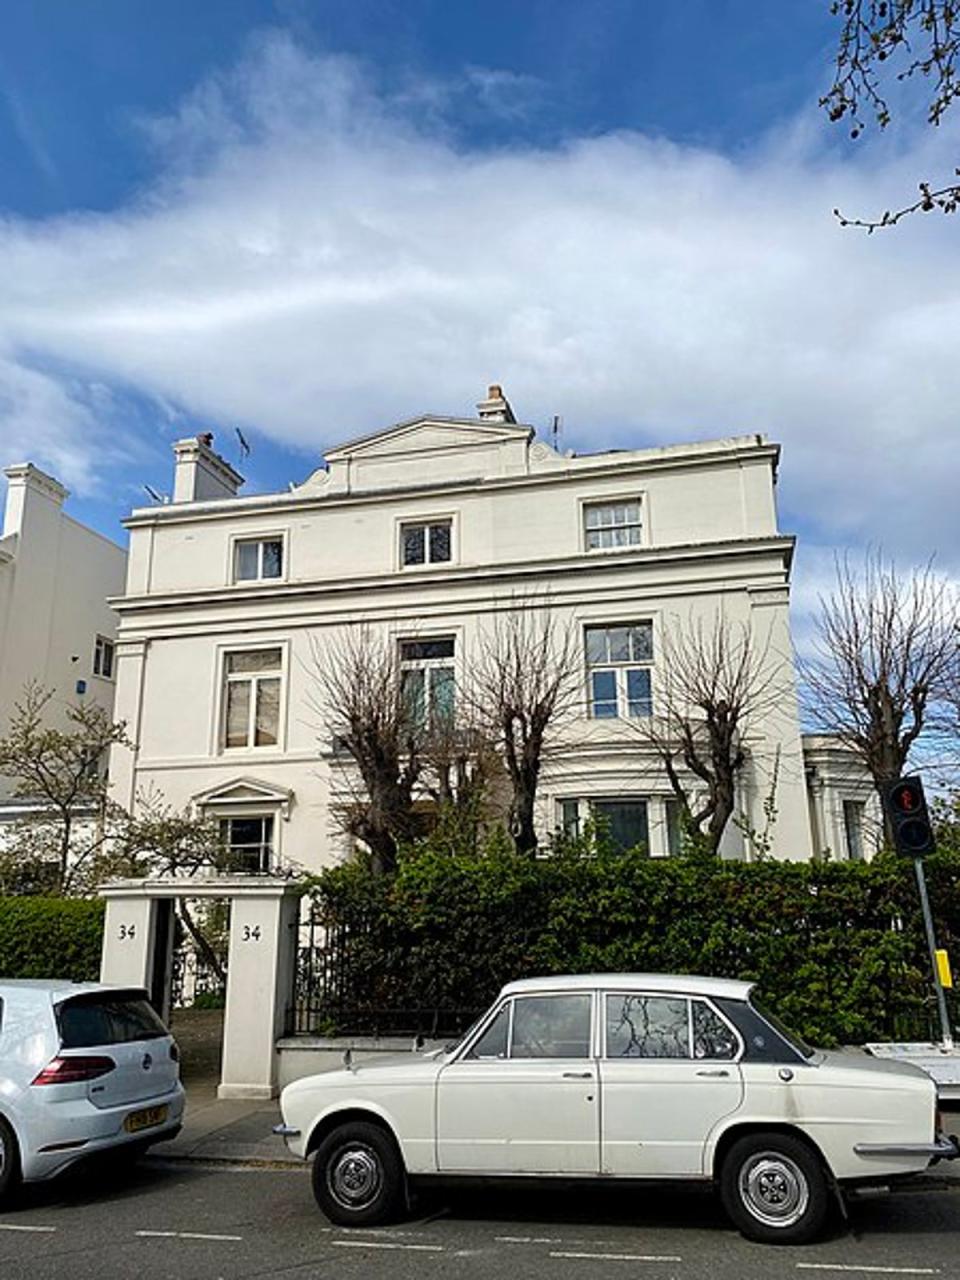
[123,436,781,530]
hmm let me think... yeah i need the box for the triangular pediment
[191,776,294,816]
[325,415,533,464]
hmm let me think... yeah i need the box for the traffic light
[881,775,936,858]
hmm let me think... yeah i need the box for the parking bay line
[0,1224,57,1233]
[136,1230,244,1242]
[550,1250,682,1264]
[332,1240,445,1253]
[795,1266,940,1276]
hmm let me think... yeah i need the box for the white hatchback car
[277,973,959,1244]
[0,980,185,1202]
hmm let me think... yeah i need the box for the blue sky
[0,1,957,605]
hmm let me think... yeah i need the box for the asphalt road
[2,1157,959,1280]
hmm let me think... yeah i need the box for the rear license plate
[124,1105,168,1134]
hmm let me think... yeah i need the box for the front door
[599,991,744,1177]
[436,992,599,1174]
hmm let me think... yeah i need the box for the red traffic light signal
[881,775,936,857]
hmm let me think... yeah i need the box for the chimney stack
[476,383,517,424]
[172,434,244,503]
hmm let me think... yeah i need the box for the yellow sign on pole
[935,949,953,989]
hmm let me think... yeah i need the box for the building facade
[109,388,867,873]
[0,463,127,776]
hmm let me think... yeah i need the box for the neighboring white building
[109,388,869,873]
[0,464,127,785]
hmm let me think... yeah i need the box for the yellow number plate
[124,1104,169,1134]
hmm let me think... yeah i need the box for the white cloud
[0,30,958,565]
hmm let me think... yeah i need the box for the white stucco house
[0,463,127,820]
[108,389,876,873]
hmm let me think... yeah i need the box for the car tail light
[32,1055,116,1086]
[169,1041,180,1063]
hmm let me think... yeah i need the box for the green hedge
[307,841,960,1046]
[0,897,105,981]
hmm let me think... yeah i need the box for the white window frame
[217,812,276,874]
[581,496,643,553]
[399,635,456,725]
[584,621,654,719]
[93,634,116,680]
[229,532,287,586]
[219,645,286,753]
[397,516,456,570]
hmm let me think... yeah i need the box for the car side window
[692,1000,738,1060]
[605,994,690,1058]
[466,1003,510,1060]
[510,994,592,1059]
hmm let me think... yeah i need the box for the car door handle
[562,1071,593,1079]
[696,1069,730,1078]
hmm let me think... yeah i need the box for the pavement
[156,1077,300,1167]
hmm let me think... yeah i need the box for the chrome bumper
[854,1135,960,1161]
[272,1123,301,1139]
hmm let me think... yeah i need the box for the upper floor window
[585,622,653,718]
[93,635,115,679]
[219,815,274,874]
[399,637,455,725]
[234,537,283,582]
[223,648,282,749]
[401,520,452,568]
[584,500,641,551]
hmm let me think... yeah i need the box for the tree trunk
[178,900,227,988]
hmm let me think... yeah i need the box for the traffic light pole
[913,857,954,1051]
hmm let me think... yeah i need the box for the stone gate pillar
[218,880,303,1099]
[100,877,304,1100]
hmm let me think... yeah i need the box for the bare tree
[804,553,958,805]
[308,626,424,875]
[823,1,960,229]
[633,612,787,857]
[469,605,581,855]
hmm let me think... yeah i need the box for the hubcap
[739,1151,809,1228]
[327,1143,382,1210]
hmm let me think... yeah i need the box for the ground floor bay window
[560,796,682,857]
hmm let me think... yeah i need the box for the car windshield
[750,996,815,1060]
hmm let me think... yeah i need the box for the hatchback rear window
[57,994,167,1048]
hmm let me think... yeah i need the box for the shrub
[305,837,959,1046]
[0,897,104,981]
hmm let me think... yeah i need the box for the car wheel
[720,1132,829,1245]
[312,1121,406,1227]
[0,1115,21,1206]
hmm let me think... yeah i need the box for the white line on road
[0,1224,57,1233]
[550,1250,682,1264]
[332,1240,444,1252]
[135,1230,244,1242]
[497,1235,565,1244]
[796,1266,940,1276]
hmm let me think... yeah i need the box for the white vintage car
[276,973,958,1244]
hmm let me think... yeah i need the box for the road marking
[796,1266,940,1276]
[135,1230,244,1242]
[332,1239,444,1253]
[550,1250,682,1264]
[0,1224,57,1233]
[497,1235,565,1244]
